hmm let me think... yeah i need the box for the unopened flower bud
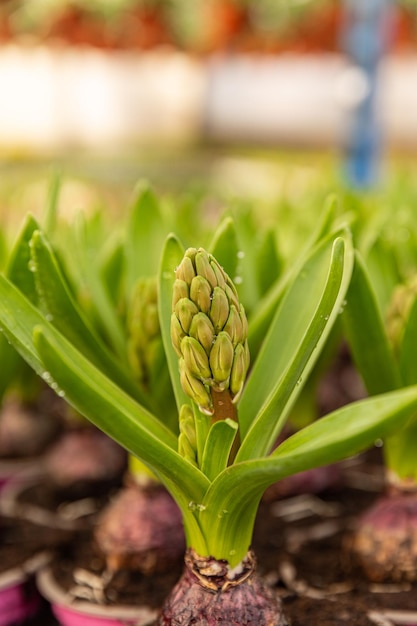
[176,255,196,283]
[210,259,226,290]
[224,283,240,310]
[180,361,213,415]
[195,250,218,288]
[223,305,244,345]
[178,404,197,464]
[190,275,212,314]
[172,279,189,309]
[181,336,211,380]
[171,313,186,356]
[230,342,250,401]
[209,332,234,390]
[175,298,199,334]
[172,247,250,410]
[209,287,230,333]
[189,313,215,355]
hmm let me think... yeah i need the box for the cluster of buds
[386,275,417,354]
[171,247,250,415]
[127,277,161,388]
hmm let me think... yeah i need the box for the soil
[21,449,414,626]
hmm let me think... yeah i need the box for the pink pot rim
[37,566,158,623]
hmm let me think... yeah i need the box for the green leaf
[254,227,282,297]
[237,233,353,461]
[342,251,401,395]
[98,234,125,310]
[6,213,40,302]
[29,229,148,406]
[399,294,417,386]
[158,233,190,414]
[208,217,239,281]
[33,323,210,548]
[201,419,238,481]
[73,211,127,362]
[125,182,168,295]
[0,214,42,401]
[247,197,341,355]
[201,386,417,565]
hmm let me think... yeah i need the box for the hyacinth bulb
[171,247,250,415]
[158,549,287,626]
[94,478,185,574]
[349,489,417,582]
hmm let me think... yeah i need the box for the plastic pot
[37,566,158,626]
[0,552,49,626]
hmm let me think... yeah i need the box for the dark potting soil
[0,515,71,575]
[35,451,413,625]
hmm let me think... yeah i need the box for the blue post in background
[340,0,396,189]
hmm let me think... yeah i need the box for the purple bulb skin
[94,480,185,574]
[350,490,417,583]
[158,549,288,626]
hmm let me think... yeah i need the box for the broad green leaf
[201,419,238,481]
[158,234,190,414]
[193,403,210,467]
[342,251,401,395]
[202,386,417,565]
[0,214,41,401]
[73,211,127,361]
[237,233,353,461]
[33,323,210,504]
[30,229,148,406]
[6,213,40,302]
[0,275,71,379]
[399,294,417,386]
[208,217,239,281]
[229,204,261,314]
[254,227,282,297]
[125,182,168,295]
[248,222,346,355]
[384,418,417,482]
[98,233,125,310]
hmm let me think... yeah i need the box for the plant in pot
[343,250,417,595]
[3,210,417,625]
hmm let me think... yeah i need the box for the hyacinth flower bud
[230,343,248,401]
[386,276,417,354]
[178,404,197,465]
[190,275,212,314]
[175,298,199,335]
[172,279,189,309]
[180,360,213,415]
[209,331,234,391]
[171,247,250,416]
[181,336,211,381]
[127,277,160,385]
[195,249,218,289]
[209,287,230,334]
[189,312,215,355]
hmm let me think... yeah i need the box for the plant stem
[211,388,240,462]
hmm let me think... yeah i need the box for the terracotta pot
[0,552,49,626]
[37,566,158,626]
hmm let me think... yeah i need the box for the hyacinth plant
[3,209,417,624]
[343,250,417,583]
